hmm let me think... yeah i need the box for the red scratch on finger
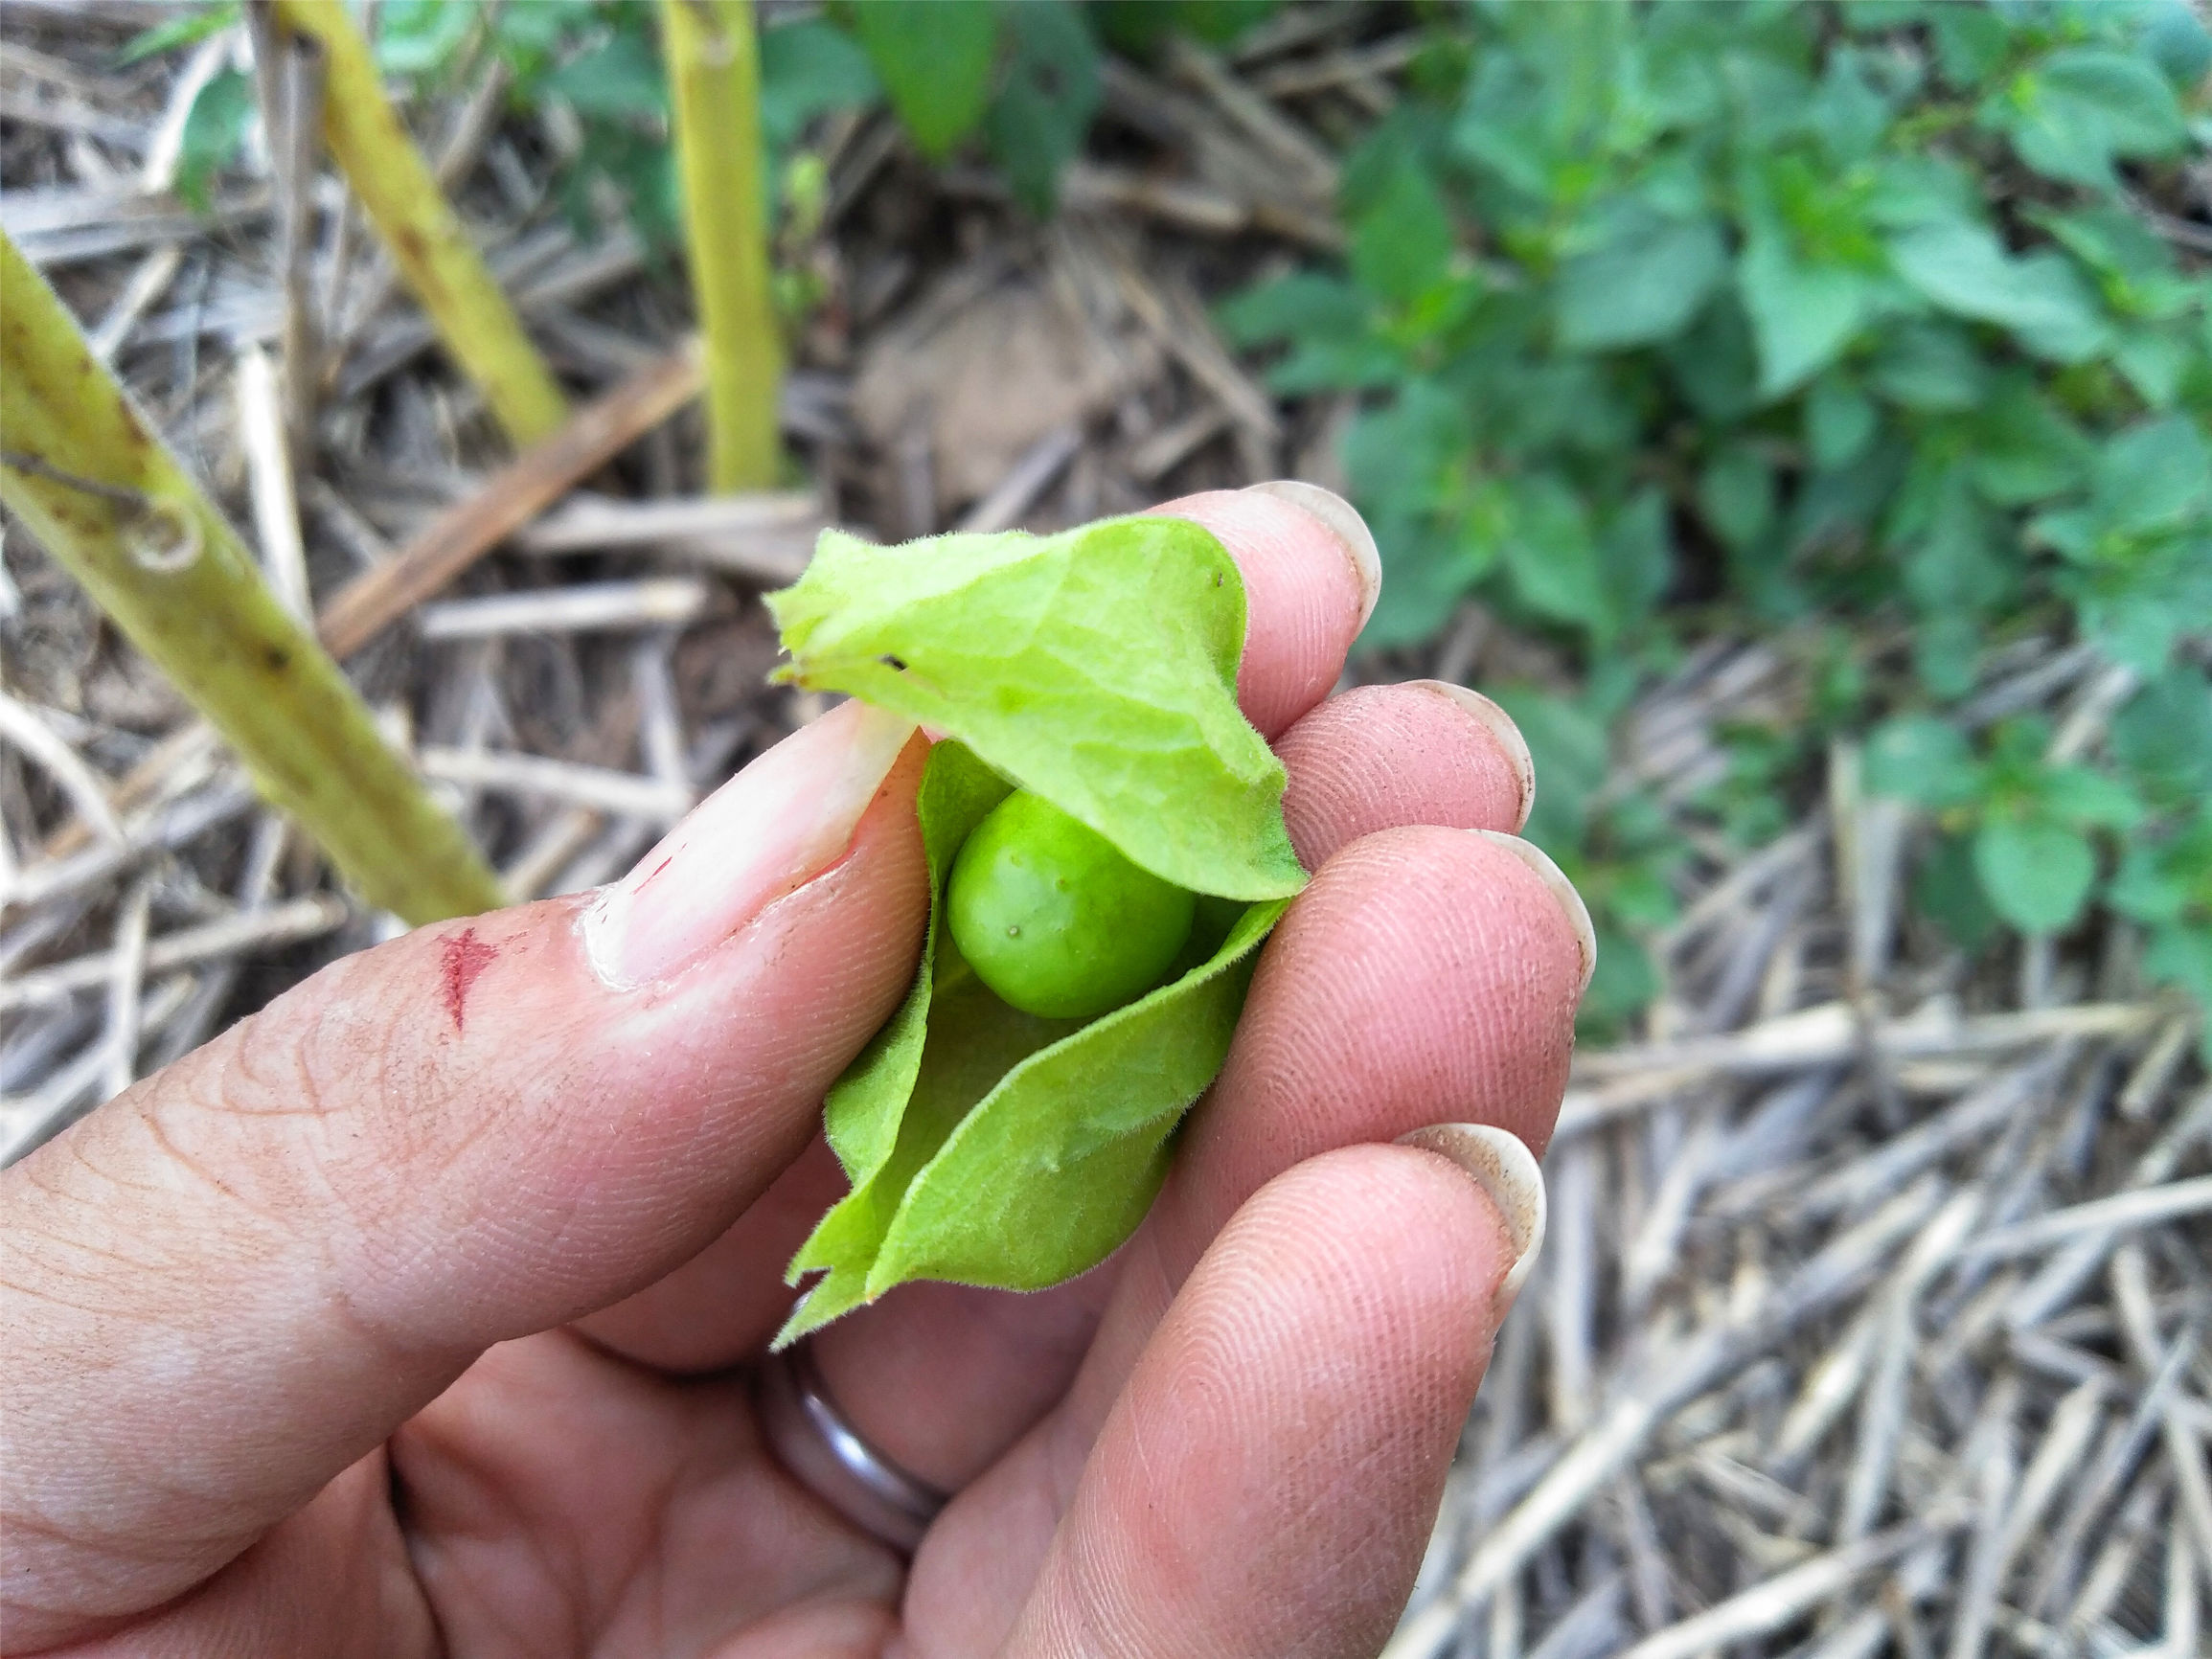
[440,927,499,1034]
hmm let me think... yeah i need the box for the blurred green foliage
[136,2,1237,239]
[1221,0,2212,1037]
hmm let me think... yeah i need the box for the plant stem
[661,0,782,491]
[272,0,568,447]
[0,232,506,925]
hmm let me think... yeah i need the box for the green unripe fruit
[946,791,1197,1021]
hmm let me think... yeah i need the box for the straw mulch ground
[3,7,2206,1655]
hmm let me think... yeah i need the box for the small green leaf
[767,518,1306,901]
[1865,716,1977,807]
[1929,4,2009,90]
[1501,475,1610,631]
[1739,234,1878,398]
[1493,687,1610,846]
[2091,417,2210,537]
[375,0,478,78]
[1351,162,1455,307]
[1886,220,2109,362]
[1915,832,2000,952]
[2143,924,2212,1030]
[1580,923,1656,1031]
[2035,766,2142,832]
[1868,322,1987,411]
[2113,670,2212,803]
[1969,378,2090,506]
[760,19,880,152]
[1996,48,2186,191]
[1805,379,1878,469]
[855,0,999,159]
[1556,209,1726,351]
[1698,444,1776,554]
[984,0,1101,215]
[119,2,240,65]
[1974,817,2096,934]
[542,30,667,120]
[175,67,252,216]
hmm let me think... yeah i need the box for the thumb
[0,701,927,1645]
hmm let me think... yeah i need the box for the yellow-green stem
[274,0,568,447]
[0,232,505,924]
[662,0,782,491]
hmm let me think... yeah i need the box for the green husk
[769,518,1303,1342]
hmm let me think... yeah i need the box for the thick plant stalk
[662,0,782,490]
[272,0,568,447]
[0,232,505,925]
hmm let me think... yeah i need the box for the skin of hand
[0,484,1592,1659]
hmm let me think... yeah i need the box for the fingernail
[1396,1124,1547,1318]
[1407,681,1535,832]
[583,700,917,988]
[1244,481,1380,629]
[1468,830,1596,997]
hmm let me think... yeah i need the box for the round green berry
[946,790,1197,1021]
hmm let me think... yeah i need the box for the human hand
[1,484,1590,1658]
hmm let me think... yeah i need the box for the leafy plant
[1220,0,2212,1030]
[764,515,1305,1339]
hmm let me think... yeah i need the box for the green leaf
[1974,816,2097,935]
[779,738,1289,1340]
[1810,48,1893,165]
[1500,475,1610,632]
[1902,467,2013,622]
[1968,379,2090,506]
[1916,831,2000,952]
[2144,924,2212,1035]
[2109,843,2190,926]
[1580,923,1657,1031]
[2112,324,2196,410]
[1598,487,1674,632]
[1739,233,1878,398]
[375,0,478,78]
[1218,272,1366,348]
[1493,687,1610,847]
[541,30,667,120]
[1865,716,1977,807]
[1351,162,1455,307]
[1805,379,1878,470]
[984,0,1100,215]
[2092,417,2210,536]
[1868,322,1988,411]
[119,2,239,65]
[767,518,1307,900]
[2036,766,2143,832]
[1666,292,1762,420]
[2145,3,2212,88]
[760,19,880,152]
[1997,48,2186,191]
[1556,209,1726,351]
[855,0,999,159]
[1928,4,2009,90]
[1698,444,1776,554]
[2113,670,2212,803]
[1886,221,2109,362]
[175,67,252,216]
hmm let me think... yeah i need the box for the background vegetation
[147,0,2212,1045]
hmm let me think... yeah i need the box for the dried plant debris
[1,10,2204,1654]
